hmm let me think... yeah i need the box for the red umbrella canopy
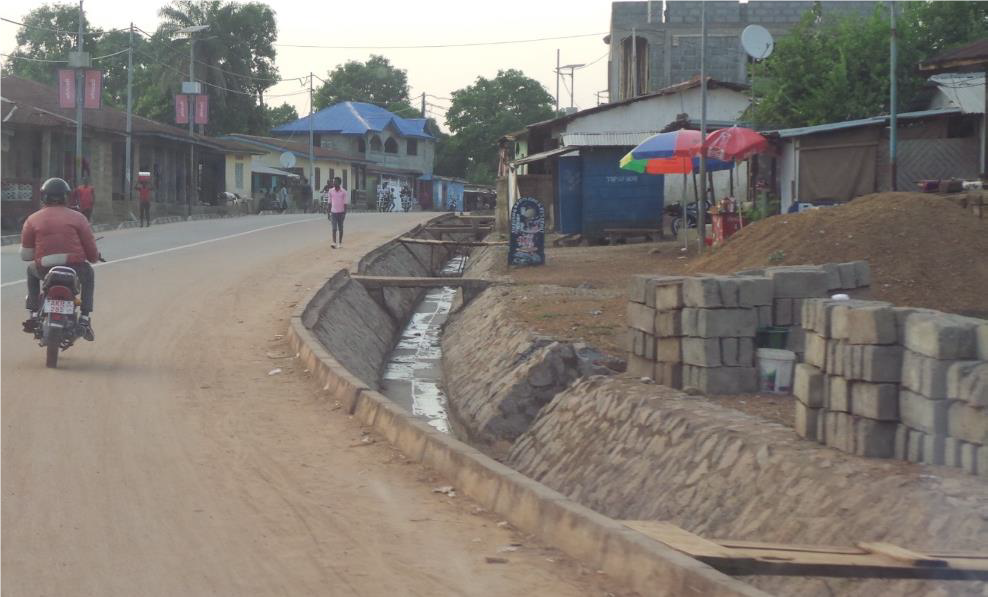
[705,127,768,162]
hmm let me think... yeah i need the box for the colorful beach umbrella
[629,130,703,160]
[619,152,735,175]
[705,127,769,162]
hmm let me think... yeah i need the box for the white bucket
[757,348,797,394]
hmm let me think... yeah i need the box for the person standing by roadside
[328,177,348,249]
[136,179,152,227]
[73,178,95,221]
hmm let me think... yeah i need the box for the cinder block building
[607,1,879,102]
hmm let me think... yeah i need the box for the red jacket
[21,205,100,268]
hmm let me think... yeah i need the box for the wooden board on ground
[623,521,988,581]
[399,237,507,247]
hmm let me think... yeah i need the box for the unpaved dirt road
[2,214,620,597]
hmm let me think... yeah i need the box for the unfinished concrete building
[606,1,879,103]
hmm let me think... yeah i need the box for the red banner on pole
[195,94,209,125]
[58,69,76,109]
[83,70,102,109]
[175,94,189,124]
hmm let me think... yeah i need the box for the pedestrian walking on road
[73,178,95,221]
[136,180,152,227]
[328,177,348,249]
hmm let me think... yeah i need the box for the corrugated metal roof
[561,131,662,147]
[931,73,985,114]
[768,108,962,138]
[511,146,578,166]
[251,163,300,178]
[920,38,988,72]
[271,101,433,139]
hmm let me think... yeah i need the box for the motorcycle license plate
[43,299,75,315]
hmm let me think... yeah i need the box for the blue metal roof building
[271,102,433,139]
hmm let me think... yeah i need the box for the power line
[275,31,607,50]
[1,16,101,36]
[576,50,609,69]
[1,52,66,63]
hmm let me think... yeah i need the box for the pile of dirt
[688,192,988,317]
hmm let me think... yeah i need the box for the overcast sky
[2,1,618,126]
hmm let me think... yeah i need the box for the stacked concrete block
[797,298,900,458]
[900,312,988,475]
[679,276,772,394]
[626,275,686,388]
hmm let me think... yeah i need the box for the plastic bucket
[757,348,796,394]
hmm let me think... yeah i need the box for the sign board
[57,69,76,109]
[67,51,91,68]
[181,81,203,95]
[175,94,189,124]
[83,70,102,109]
[508,197,546,266]
[194,94,209,125]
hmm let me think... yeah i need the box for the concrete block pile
[738,261,871,358]
[794,298,988,476]
[627,262,871,395]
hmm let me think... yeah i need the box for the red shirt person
[74,180,95,221]
[136,180,153,227]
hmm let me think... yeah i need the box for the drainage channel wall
[289,220,766,597]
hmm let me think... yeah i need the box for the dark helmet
[41,177,72,204]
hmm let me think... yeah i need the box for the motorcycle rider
[20,177,99,341]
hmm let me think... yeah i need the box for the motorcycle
[34,266,84,368]
[666,200,712,237]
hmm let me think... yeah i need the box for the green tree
[444,69,554,184]
[152,0,280,135]
[264,102,298,128]
[750,2,988,129]
[313,55,415,115]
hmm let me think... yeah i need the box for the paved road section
[2,214,615,597]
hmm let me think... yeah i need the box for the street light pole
[188,35,195,217]
[125,22,133,202]
[889,0,898,191]
[75,0,84,187]
[698,0,708,254]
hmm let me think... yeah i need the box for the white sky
[1,0,617,127]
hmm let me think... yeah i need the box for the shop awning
[251,164,300,178]
[510,146,578,167]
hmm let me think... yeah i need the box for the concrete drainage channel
[289,214,769,597]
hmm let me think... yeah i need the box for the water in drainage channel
[379,256,467,433]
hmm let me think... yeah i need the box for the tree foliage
[3,1,281,136]
[313,55,417,117]
[264,102,299,129]
[444,69,554,184]
[751,2,988,128]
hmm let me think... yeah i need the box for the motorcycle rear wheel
[46,327,61,368]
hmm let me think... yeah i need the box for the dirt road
[1,214,619,596]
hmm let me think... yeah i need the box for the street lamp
[174,25,209,215]
[556,63,585,109]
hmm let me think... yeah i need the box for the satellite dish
[741,25,774,60]
[279,151,297,169]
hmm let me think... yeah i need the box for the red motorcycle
[34,266,86,368]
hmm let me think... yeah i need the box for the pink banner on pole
[175,94,189,124]
[58,69,76,109]
[83,70,102,109]
[195,94,209,125]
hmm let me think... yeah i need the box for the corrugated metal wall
[579,147,664,238]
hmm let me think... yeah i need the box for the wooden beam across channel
[349,275,493,290]
[398,237,507,247]
[622,521,988,581]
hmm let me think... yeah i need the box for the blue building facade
[555,147,665,238]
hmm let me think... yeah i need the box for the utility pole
[421,92,426,118]
[555,49,560,113]
[889,0,898,191]
[697,0,708,253]
[75,0,84,187]
[125,22,133,202]
[188,34,195,216]
[308,72,315,195]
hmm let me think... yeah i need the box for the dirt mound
[688,192,988,316]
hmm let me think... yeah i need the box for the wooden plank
[349,275,492,290]
[398,237,507,247]
[622,521,751,560]
[858,542,948,568]
[623,521,988,580]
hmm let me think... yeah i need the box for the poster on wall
[508,197,545,267]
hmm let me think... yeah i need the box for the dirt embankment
[689,193,988,317]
